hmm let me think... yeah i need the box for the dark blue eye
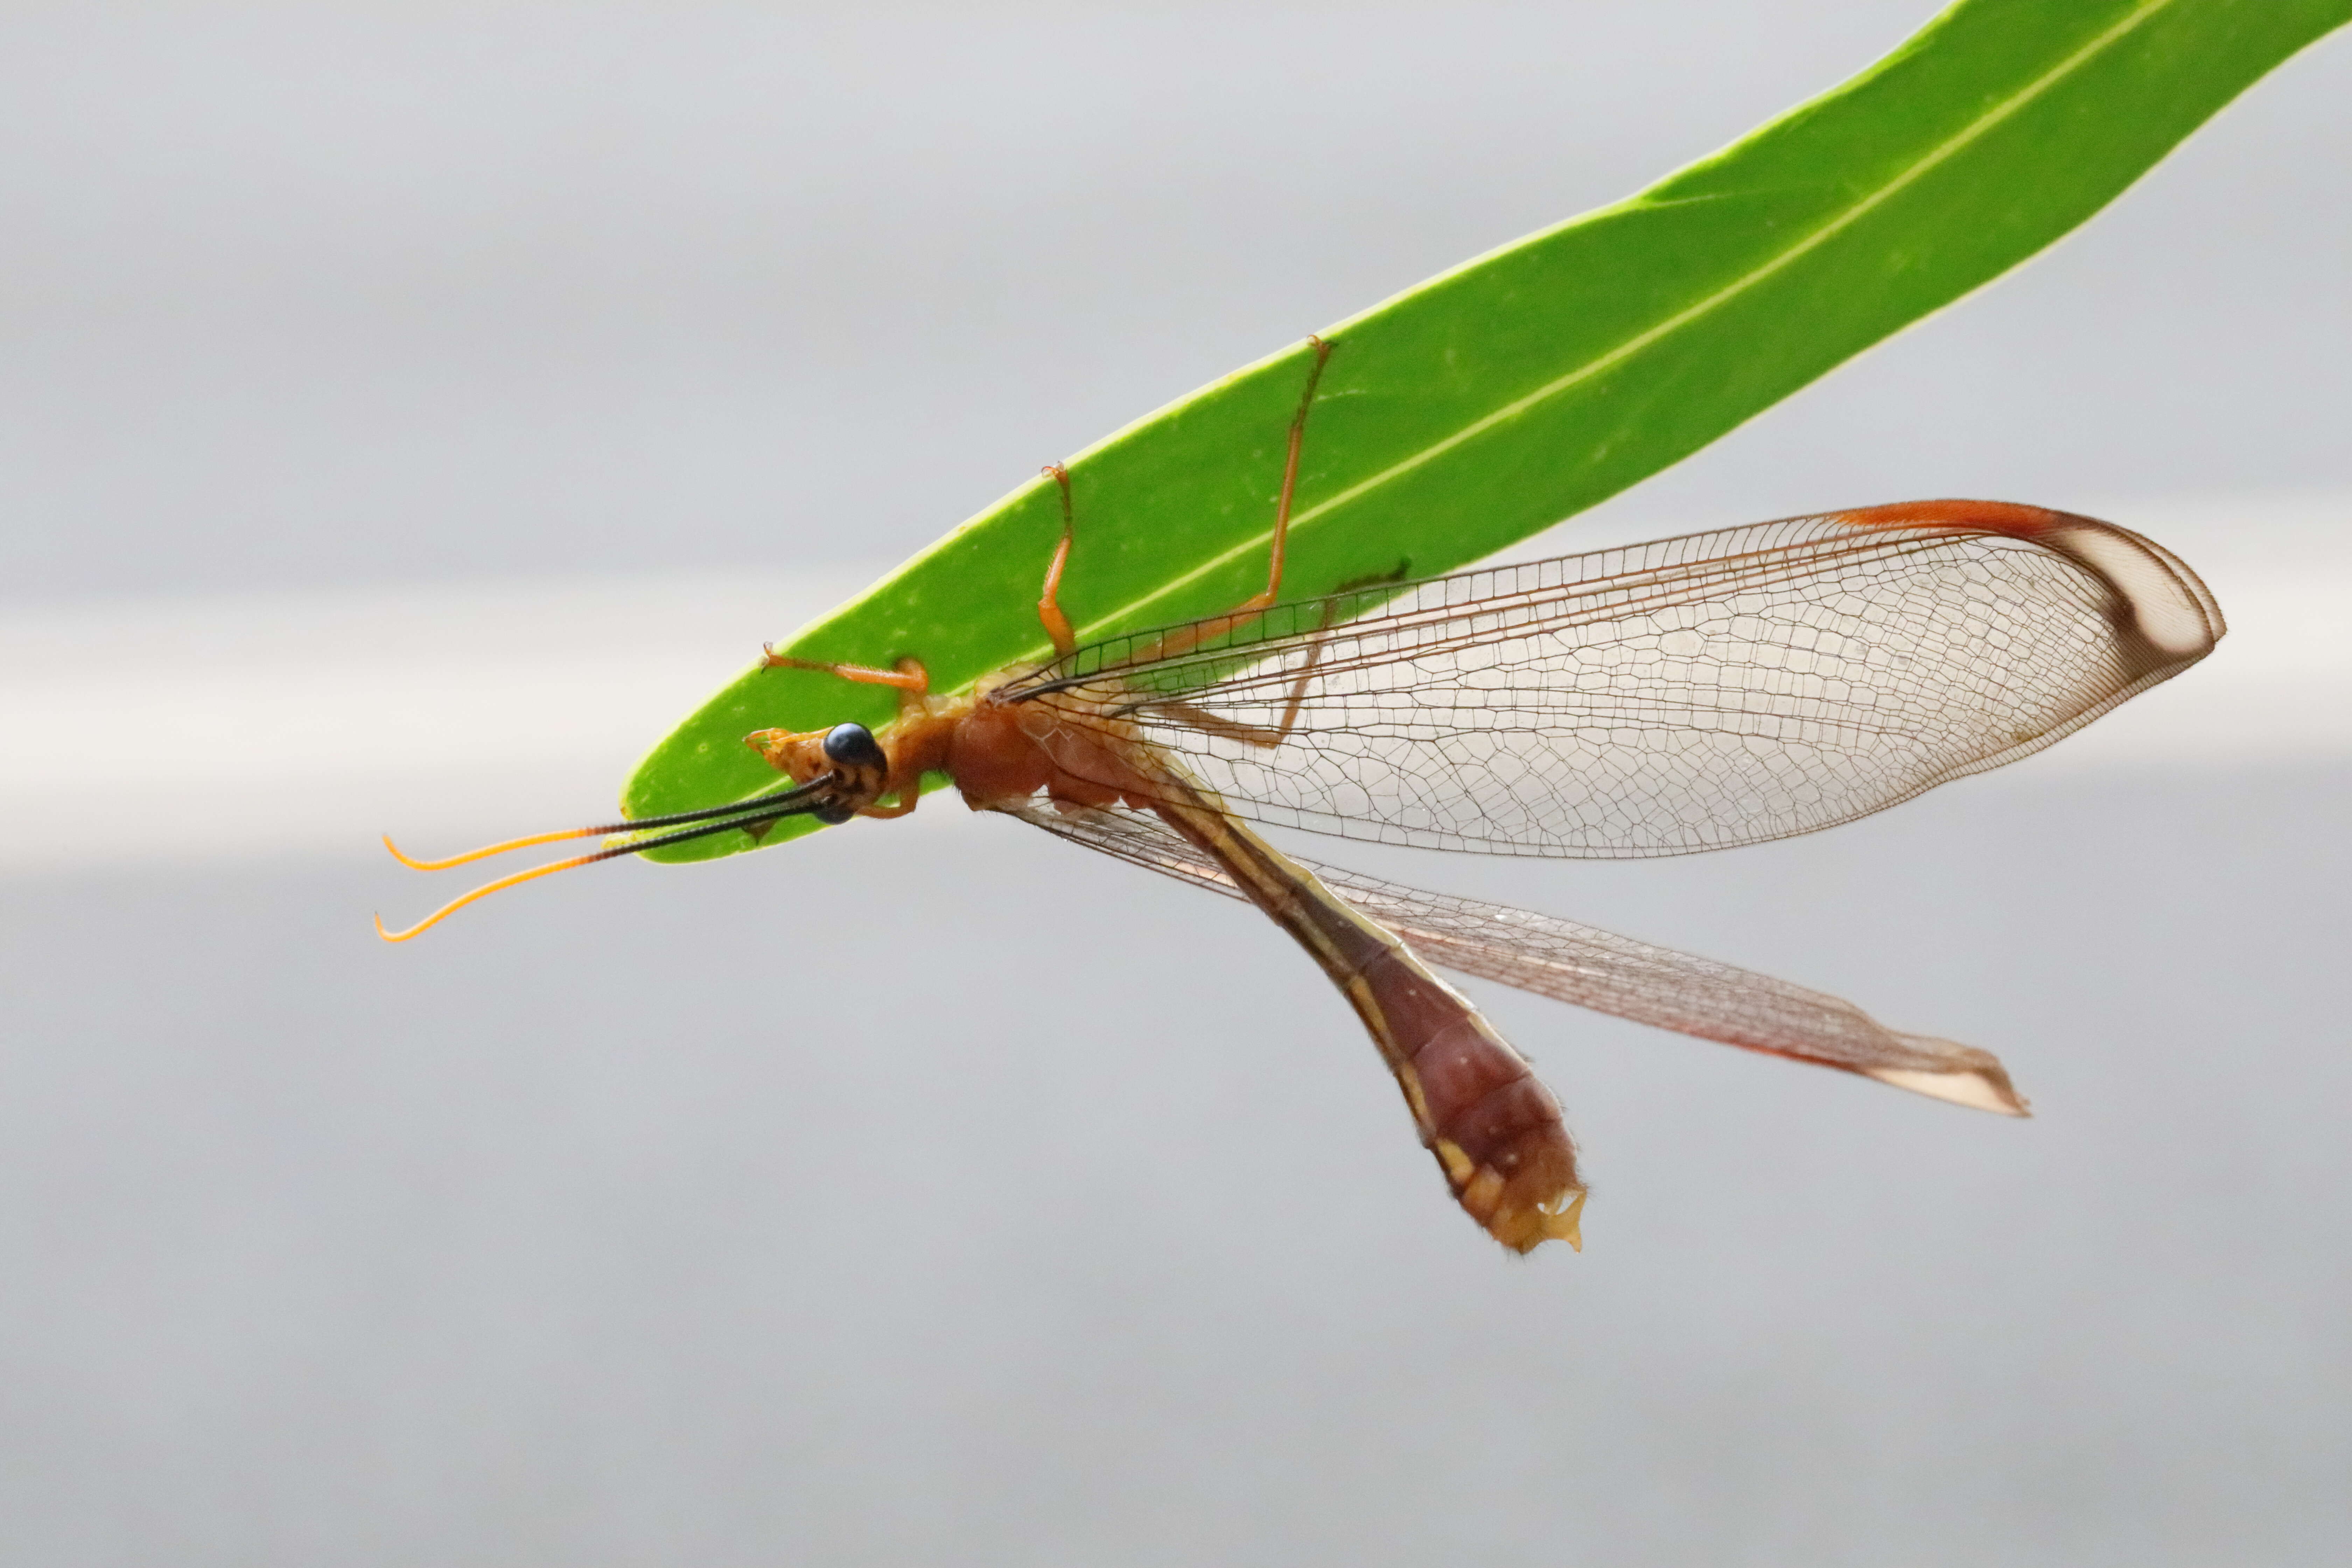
[822,723,886,770]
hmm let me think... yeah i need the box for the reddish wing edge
[1010,801,2027,1117]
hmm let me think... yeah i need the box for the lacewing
[378,338,2225,1254]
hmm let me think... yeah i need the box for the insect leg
[1245,558,1408,743]
[1136,615,1334,750]
[1247,331,1335,613]
[1035,463,1079,658]
[1132,699,1289,747]
[760,650,932,703]
[1108,337,1339,667]
[1135,582,1354,749]
[856,786,922,820]
[1184,335,1335,633]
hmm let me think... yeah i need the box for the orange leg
[857,791,920,820]
[1136,698,1289,748]
[763,650,932,708]
[1249,560,1404,741]
[1115,336,1337,667]
[1036,463,1079,658]
[1193,332,1337,630]
[1245,332,1335,614]
[761,649,929,692]
[1130,554,1406,750]
[1036,336,1336,670]
[1139,600,1337,749]
[1266,629,1328,742]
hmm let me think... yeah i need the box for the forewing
[1000,503,2222,858]
[1009,802,2024,1115]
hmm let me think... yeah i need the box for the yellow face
[743,727,832,787]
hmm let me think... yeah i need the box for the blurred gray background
[2,4,2347,1564]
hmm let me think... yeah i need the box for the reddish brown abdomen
[1353,947,1584,1253]
[1154,796,1585,1253]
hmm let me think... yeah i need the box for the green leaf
[626,0,2348,862]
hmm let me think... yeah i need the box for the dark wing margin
[1007,801,2026,1116]
[999,503,2222,860]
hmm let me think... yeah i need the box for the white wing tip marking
[1861,1064,2031,1117]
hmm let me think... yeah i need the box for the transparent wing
[1010,801,2025,1115]
[1000,503,2222,858]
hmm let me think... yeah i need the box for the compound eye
[822,722,886,770]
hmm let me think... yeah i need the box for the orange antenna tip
[380,825,598,872]
[382,833,435,870]
[374,851,602,942]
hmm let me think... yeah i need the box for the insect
[378,337,2225,1253]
